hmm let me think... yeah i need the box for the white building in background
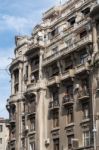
[0,118,9,150]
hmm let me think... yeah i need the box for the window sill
[65,123,74,129]
[51,127,60,132]
[80,118,90,124]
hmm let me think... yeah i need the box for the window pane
[0,125,2,132]
[83,131,90,147]
[67,107,74,124]
[53,110,59,128]
[67,135,74,149]
[0,138,2,144]
[53,139,59,150]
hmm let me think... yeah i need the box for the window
[29,142,35,150]
[68,17,76,26]
[31,71,39,83]
[82,103,89,119]
[51,64,59,77]
[83,131,90,147]
[80,30,87,39]
[79,50,88,64]
[81,7,90,16]
[25,65,28,79]
[14,69,19,93]
[0,125,3,132]
[53,110,59,128]
[66,39,72,47]
[53,139,59,150]
[64,57,73,71]
[52,47,58,54]
[30,117,35,131]
[29,100,36,114]
[14,69,19,84]
[52,87,59,102]
[66,85,73,99]
[31,56,39,71]
[67,107,74,124]
[51,28,58,37]
[0,138,2,144]
[67,135,74,149]
[48,27,58,40]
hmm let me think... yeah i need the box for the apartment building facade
[6,0,99,150]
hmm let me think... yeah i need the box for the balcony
[27,106,36,116]
[75,63,90,74]
[74,18,90,33]
[9,114,16,124]
[62,95,74,107]
[9,56,23,71]
[49,100,59,110]
[78,89,89,101]
[43,6,59,19]
[61,69,75,81]
[28,129,36,136]
[47,75,60,87]
[43,34,92,66]
[29,40,44,50]
[27,81,39,91]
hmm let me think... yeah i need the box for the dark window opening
[80,30,87,39]
[53,110,59,128]
[82,103,89,119]
[51,64,59,77]
[67,107,74,124]
[79,49,88,64]
[53,139,59,150]
[31,56,39,71]
[82,7,90,16]
[68,134,74,149]
[64,57,73,71]
[48,27,58,40]
[29,117,35,131]
[68,17,76,26]
[14,69,19,93]
[31,71,39,83]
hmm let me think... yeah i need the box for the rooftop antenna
[60,0,62,5]
[59,0,62,16]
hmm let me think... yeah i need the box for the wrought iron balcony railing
[49,100,59,110]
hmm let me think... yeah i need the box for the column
[19,66,22,93]
[37,89,46,150]
[28,62,31,84]
[39,50,43,81]
[92,20,98,53]
[11,73,14,95]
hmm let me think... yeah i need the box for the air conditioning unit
[75,84,80,90]
[45,138,50,145]
[69,69,75,77]
[25,126,29,131]
[71,139,79,149]
[55,76,60,84]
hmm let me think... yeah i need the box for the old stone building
[6,0,99,150]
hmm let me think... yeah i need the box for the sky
[0,0,67,118]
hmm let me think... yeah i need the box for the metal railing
[49,100,59,109]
